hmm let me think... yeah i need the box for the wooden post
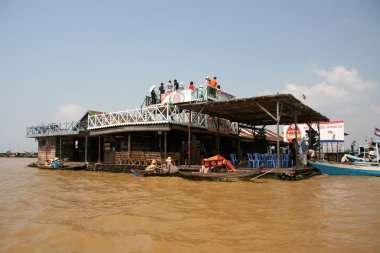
[217,116,220,154]
[85,135,88,163]
[59,136,62,160]
[128,133,131,158]
[188,110,192,166]
[294,112,298,168]
[164,131,167,161]
[253,125,256,152]
[98,135,101,163]
[237,123,241,166]
[276,100,280,169]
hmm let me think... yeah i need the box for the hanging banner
[207,116,231,135]
[283,121,344,143]
[160,90,192,104]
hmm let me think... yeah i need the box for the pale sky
[1,0,379,152]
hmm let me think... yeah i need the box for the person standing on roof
[209,77,217,97]
[198,83,204,98]
[167,80,173,92]
[159,83,165,94]
[173,79,179,90]
[151,87,157,104]
[210,77,217,88]
[188,81,194,91]
[158,83,165,103]
[204,77,210,97]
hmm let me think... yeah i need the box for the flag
[375,127,380,137]
[302,94,306,100]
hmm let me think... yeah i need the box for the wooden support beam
[256,102,277,122]
[98,136,101,162]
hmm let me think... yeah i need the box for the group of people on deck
[150,76,220,104]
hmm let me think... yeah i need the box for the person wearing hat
[145,159,158,172]
[165,156,178,174]
[179,82,184,91]
[53,157,60,169]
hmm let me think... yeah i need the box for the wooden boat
[309,160,380,176]
[131,169,178,177]
[177,170,262,182]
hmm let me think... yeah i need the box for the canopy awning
[177,94,329,126]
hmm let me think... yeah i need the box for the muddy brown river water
[0,158,379,253]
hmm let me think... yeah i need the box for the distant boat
[309,161,380,176]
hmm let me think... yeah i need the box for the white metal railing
[87,104,238,134]
[87,104,208,129]
[26,98,239,137]
[190,86,235,102]
[26,121,80,137]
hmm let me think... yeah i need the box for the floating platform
[29,161,320,181]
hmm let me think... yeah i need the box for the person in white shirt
[167,80,173,92]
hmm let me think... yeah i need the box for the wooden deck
[29,160,321,180]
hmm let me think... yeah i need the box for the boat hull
[178,170,261,182]
[309,161,380,176]
[132,170,177,177]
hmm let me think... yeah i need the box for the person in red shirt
[188,81,194,90]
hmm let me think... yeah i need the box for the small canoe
[177,170,261,182]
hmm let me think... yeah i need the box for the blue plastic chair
[281,154,289,168]
[252,153,263,168]
[229,154,238,166]
[266,154,276,168]
[247,153,255,168]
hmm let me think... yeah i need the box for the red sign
[286,124,301,143]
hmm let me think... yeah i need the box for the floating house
[26,86,329,168]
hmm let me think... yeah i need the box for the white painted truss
[26,121,80,138]
[87,104,238,134]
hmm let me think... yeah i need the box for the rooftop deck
[26,88,238,138]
